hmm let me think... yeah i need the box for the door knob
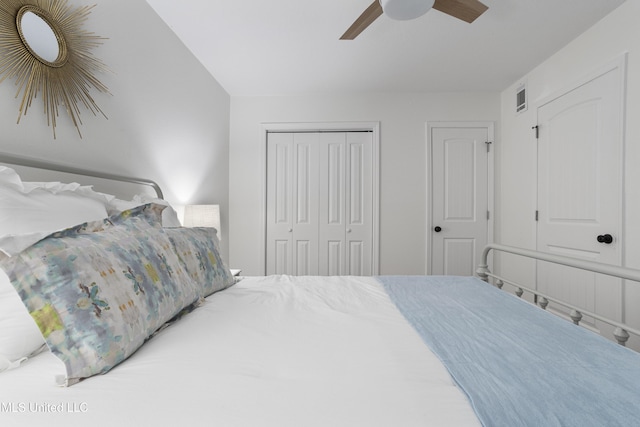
[434,226,442,233]
[597,234,613,244]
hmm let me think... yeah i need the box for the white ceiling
[145,0,624,96]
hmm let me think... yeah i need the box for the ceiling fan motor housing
[380,0,435,20]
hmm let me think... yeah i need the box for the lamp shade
[183,204,221,239]
[379,0,435,21]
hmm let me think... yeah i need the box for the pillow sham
[0,166,110,363]
[107,194,181,228]
[166,227,234,297]
[0,270,44,368]
[0,165,179,228]
[0,204,201,385]
[0,166,24,188]
[0,167,109,257]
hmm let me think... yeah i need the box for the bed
[1,155,639,427]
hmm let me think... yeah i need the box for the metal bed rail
[476,243,640,346]
[0,153,164,199]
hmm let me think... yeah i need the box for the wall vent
[516,82,527,113]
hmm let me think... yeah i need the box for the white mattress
[0,276,480,426]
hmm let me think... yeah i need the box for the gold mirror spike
[0,0,110,138]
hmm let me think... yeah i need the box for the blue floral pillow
[0,204,201,385]
[165,227,234,296]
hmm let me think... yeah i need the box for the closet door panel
[319,133,347,275]
[266,133,294,275]
[346,132,373,275]
[292,134,319,275]
[327,241,344,276]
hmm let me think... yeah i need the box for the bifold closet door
[266,133,320,275]
[266,131,373,276]
[319,132,372,276]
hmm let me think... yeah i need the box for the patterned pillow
[165,227,234,296]
[0,204,201,385]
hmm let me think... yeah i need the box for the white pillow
[0,167,24,189]
[0,166,110,362]
[0,167,179,365]
[0,166,179,228]
[107,194,182,228]
[0,270,44,366]
[0,186,109,256]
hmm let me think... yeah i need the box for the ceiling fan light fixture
[379,0,435,21]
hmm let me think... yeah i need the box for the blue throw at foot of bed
[377,275,640,427]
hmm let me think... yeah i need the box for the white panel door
[319,132,373,275]
[345,132,373,276]
[431,126,489,276]
[319,133,346,275]
[293,134,320,275]
[267,131,373,276]
[266,133,293,274]
[536,65,624,329]
[266,133,319,275]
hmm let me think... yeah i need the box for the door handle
[597,234,613,244]
[434,226,442,233]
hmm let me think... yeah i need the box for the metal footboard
[476,243,640,346]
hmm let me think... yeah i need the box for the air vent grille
[516,82,527,113]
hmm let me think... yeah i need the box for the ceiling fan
[340,0,488,40]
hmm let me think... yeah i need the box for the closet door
[266,133,319,275]
[318,132,373,276]
[266,131,373,276]
[318,133,346,275]
[536,64,624,333]
[345,132,373,275]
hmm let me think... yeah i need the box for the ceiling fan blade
[340,1,383,40]
[432,0,488,23]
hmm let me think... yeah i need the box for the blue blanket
[378,275,640,427]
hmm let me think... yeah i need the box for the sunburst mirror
[0,0,110,138]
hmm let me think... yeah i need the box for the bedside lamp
[183,204,221,239]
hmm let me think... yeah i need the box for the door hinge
[532,125,539,139]
[535,210,539,221]
[485,141,492,152]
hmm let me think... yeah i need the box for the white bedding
[0,275,480,426]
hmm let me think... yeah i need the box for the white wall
[229,93,500,275]
[0,0,231,259]
[499,1,640,342]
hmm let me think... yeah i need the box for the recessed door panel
[275,142,291,225]
[444,140,476,221]
[274,240,290,275]
[443,239,475,277]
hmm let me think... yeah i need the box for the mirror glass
[20,11,60,63]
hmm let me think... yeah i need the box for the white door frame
[259,122,381,275]
[425,121,495,275]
